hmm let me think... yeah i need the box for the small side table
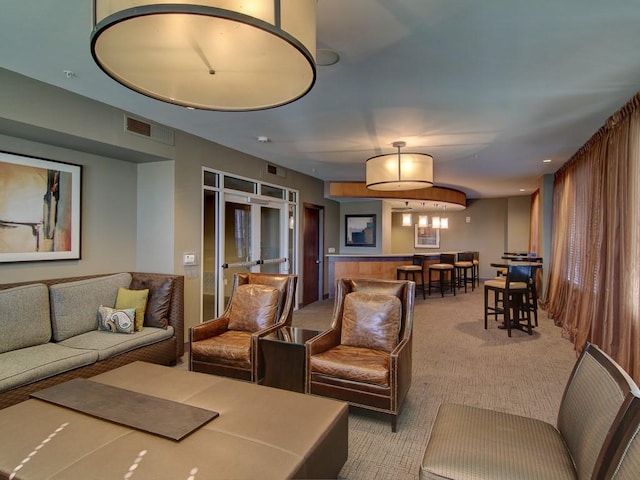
[260,326,322,393]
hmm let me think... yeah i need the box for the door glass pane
[261,184,285,199]
[203,171,218,187]
[288,204,296,275]
[224,176,256,193]
[224,201,251,307]
[260,206,281,273]
[202,190,217,321]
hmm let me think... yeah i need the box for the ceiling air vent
[266,163,287,178]
[124,115,175,146]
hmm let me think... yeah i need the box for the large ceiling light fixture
[366,141,434,191]
[90,1,317,111]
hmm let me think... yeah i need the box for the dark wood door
[302,206,321,306]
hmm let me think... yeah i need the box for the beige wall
[0,69,339,340]
[0,134,138,281]
[351,197,530,280]
[338,200,384,254]
[0,67,533,341]
[507,196,532,252]
[172,132,339,334]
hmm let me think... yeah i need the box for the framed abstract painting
[0,151,82,262]
[345,214,376,247]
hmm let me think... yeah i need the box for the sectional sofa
[0,272,184,409]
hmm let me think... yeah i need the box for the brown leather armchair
[189,272,297,382]
[306,278,415,432]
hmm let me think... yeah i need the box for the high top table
[0,361,348,479]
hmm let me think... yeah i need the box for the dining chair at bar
[397,255,426,299]
[454,252,474,293]
[428,254,456,297]
[472,251,480,287]
[484,264,533,336]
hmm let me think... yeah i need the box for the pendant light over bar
[91,1,317,111]
[366,141,434,191]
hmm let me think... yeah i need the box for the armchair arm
[390,334,413,411]
[306,328,341,355]
[250,323,286,382]
[190,317,230,342]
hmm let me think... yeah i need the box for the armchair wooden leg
[391,414,397,432]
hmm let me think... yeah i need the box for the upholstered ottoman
[0,361,348,479]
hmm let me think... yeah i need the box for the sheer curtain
[529,190,542,299]
[545,93,640,382]
[529,189,540,256]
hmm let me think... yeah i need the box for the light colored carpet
[292,287,577,480]
[176,287,577,479]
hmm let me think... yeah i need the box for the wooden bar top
[326,252,464,297]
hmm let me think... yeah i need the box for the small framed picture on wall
[345,214,376,247]
[415,224,439,248]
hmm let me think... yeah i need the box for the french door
[220,193,288,285]
[202,170,297,320]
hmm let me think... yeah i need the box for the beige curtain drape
[545,92,640,382]
[529,189,540,256]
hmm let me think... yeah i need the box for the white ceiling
[1,1,640,199]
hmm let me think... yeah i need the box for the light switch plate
[183,253,197,265]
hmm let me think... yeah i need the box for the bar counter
[326,253,460,298]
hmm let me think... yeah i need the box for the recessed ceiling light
[316,49,340,66]
[519,189,525,192]
[543,159,552,163]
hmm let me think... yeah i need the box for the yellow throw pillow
[115,287,149,331]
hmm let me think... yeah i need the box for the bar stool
[454,252,475,293]
[484,264,533,336]
[397,255,426,299]
[428,253,456,297]
[472,251,480,287]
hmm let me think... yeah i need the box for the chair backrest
[506,264,533,285]
[232,272,297,326]
[602,395,640,480]
[457,251,474,262]
[439,253,455,265]
[412,255,426,267]
[333,278,414,343]
[557,343,640,480]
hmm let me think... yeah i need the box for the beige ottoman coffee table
[0,361,348,479]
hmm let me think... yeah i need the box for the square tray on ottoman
[0,361,348,479]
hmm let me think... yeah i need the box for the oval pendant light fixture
[91,1,317,111]
[366,141,434,191]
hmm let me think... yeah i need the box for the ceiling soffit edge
[326,182,466,209]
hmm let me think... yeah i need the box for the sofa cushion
[341,292,401,352]
[0,343,98,392]
[97,306,135,334]
[129,276,173,329]
[0,284,51,354]
[114,287,149,331]
[59,326,175,361]
[228,284,280,332]
[49,273,132,342]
